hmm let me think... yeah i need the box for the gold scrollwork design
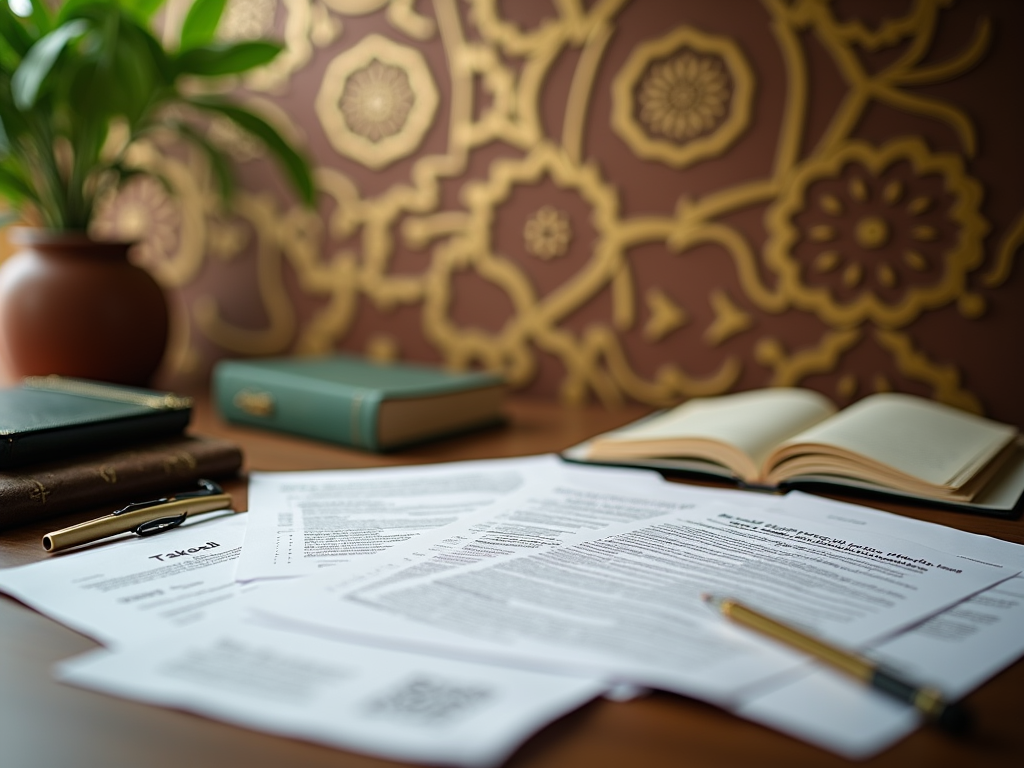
[423,143,622,385]
[146,0,1010,416]
[704,290,752,347]
[643,288,687,342]
[194,192,301,355]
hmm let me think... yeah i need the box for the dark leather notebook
[0,376,193,467]
[0,434,241,530]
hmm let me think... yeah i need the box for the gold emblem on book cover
[234,390,277,417]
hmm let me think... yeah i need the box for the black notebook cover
[0,377,193,467]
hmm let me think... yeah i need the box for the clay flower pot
[0,229,169,386]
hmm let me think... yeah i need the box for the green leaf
[57,0,129,25]
[58,10,170,125]
[119,0,166,25]
[179,0,226,51]
[60,0,171,89]
[0,162,38,203]
[0,91,31,150]
[126,16,176,86]
[0,4,34,58]
[171,119,234,203]
[12,18,88,109]
[69,109,105,182]
[105,162,175,200]
[175,40,281,76]
[187,96,314,205]
[25,0,52,37]
[0,112,9,154]
[108,28,162,122]
[59,0,160,26]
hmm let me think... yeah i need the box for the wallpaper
[93,0,1024,426]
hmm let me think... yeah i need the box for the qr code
[363,676,493,724]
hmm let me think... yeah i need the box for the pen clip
[112,479,224,516]
[132,513,188,537]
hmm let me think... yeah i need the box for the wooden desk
[2,397,1022,768]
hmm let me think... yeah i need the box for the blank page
[606,388,835,467]
[780,393,1018,487]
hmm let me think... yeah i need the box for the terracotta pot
[0,229,169,386]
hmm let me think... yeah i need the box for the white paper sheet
[253,479,1013,705]
[777,491,1024,571]
[730,493,1024,758]
[288,470,763,595]
[55,618,605,768]
[0,512,250,647]
[236,455,663,581]
[12,467,1024,763]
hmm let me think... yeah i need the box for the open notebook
[563,389,1024,517]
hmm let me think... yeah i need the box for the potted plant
[0,0,314,385]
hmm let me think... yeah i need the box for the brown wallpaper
[94,0,1024,427]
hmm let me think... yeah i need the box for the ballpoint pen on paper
[42,479,234,553]
[701,594,972,734]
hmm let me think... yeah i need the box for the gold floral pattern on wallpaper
[523,206,572,259]
[109,0,1022,417]
[638,51,731,142]
[339,60,415,142]
[316,33,438,168]
[643,287,688,343]
[763,136,988,327]
[612,25,753,168]
[219,0,277,41]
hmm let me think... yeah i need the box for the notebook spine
[0,437,243,530]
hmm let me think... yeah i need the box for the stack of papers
[2,455,1023,766]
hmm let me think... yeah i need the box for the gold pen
[42,479,234,553]
[702,594,971,734]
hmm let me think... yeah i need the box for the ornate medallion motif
[339,60,415,143]
[316,34,439,169]
[764,137,988,328]
[523,206,572,259]
[637,51,730,142]
[219,0,277,41]
[612,26,754,168]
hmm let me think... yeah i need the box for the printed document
[10,464,1024,763]
[0,512,249,647]
[732,492,1024,758]
[287,476,764,595]
[737,573,1024,758]
[236,455,661,581]
[56,618,605,768]
[254,480,1014,704]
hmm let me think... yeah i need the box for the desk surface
[1,396,1022,768]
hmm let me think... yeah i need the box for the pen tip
[936,702,973,736]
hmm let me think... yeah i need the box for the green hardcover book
[213,355,507,451]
